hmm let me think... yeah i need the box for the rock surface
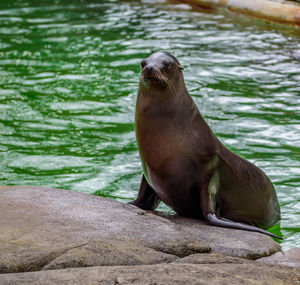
[160,214,280,259]
[0,185,299,284]
[172,252,253,264]
[256,248,300,268]
[1,263,300,285]
[0,186,209,273]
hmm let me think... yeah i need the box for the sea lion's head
[139,51,184,93]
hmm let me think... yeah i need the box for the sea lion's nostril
[146,65,153,72]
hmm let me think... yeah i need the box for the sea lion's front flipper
[130,174,160,210]
[206,213,282,239]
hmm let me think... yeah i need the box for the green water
[0,0,299,249]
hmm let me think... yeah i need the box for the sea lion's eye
[162,59,170,68]
[141,60,147,68]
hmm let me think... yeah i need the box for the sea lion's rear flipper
[206,213,282,240]
[130,174,161,210]
[202,171,282,240]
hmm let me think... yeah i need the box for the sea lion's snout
[140,60,164,88]
[145,65,153,72]
[141,62,156,80]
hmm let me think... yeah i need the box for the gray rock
[173,252,253,264]
[0,185,207,273]
[43,239,177,270]
[256,248,300,268]
[160,214,281,259]
[0,186,281,274]
[0,263,299,285]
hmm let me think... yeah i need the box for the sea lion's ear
[178,64,184,70]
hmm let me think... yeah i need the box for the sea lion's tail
[206,213,282,240]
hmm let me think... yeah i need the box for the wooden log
[181,0,300,26]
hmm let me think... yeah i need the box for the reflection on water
[0,0,299,249]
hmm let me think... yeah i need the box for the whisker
[152,67,176,95]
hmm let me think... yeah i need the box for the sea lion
[132,51,281,239]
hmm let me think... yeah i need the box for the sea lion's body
[132,52,281,238]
